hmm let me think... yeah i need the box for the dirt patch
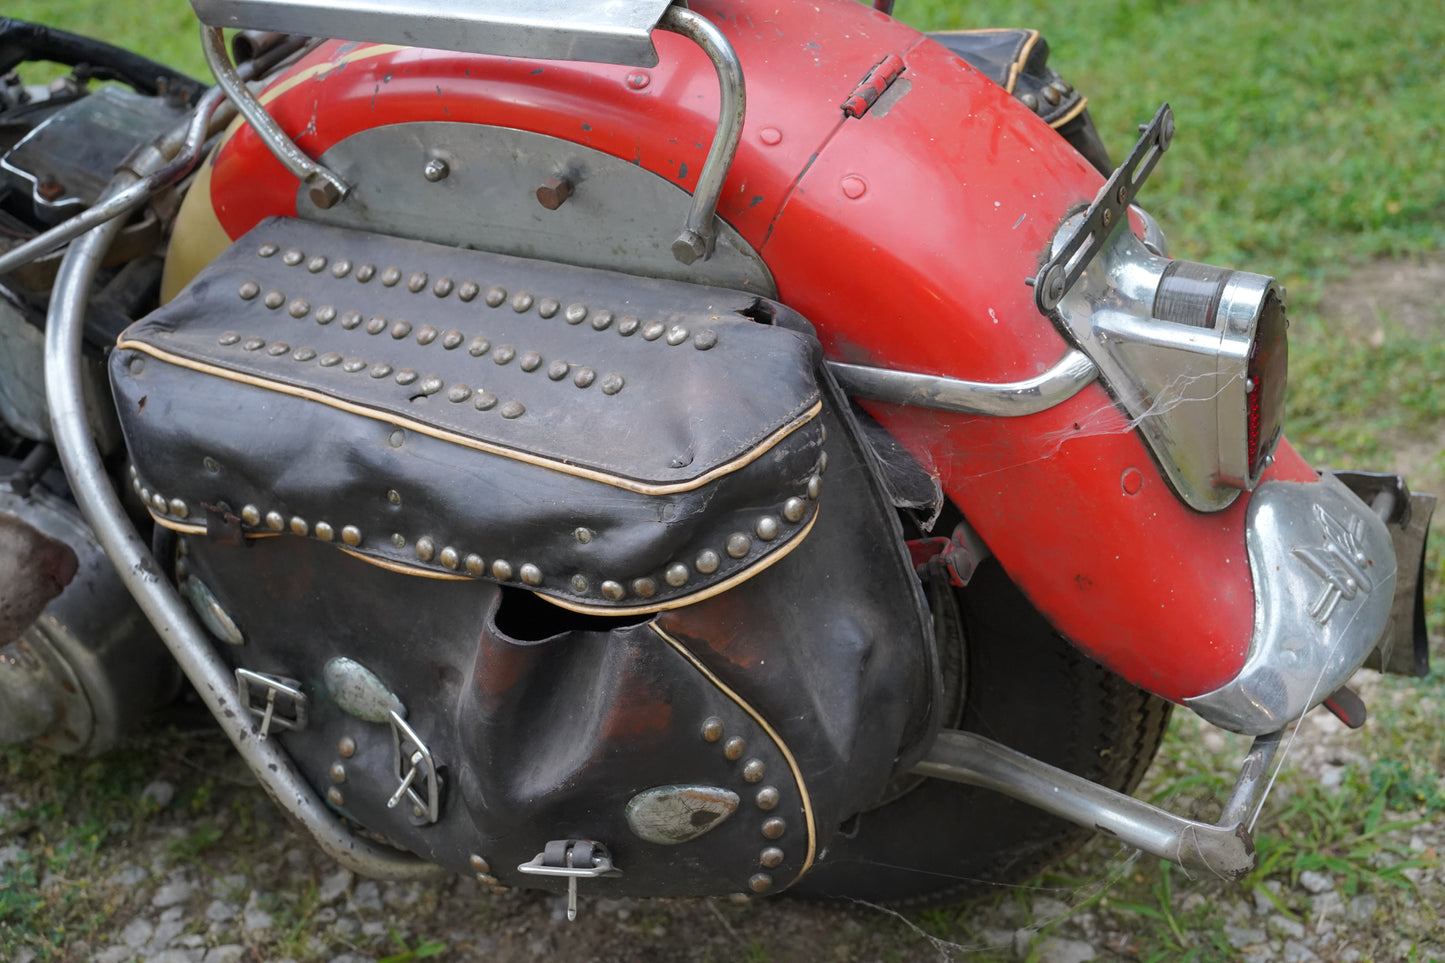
[1317,254,1445,342]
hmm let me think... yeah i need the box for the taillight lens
[1245,290,1287,479]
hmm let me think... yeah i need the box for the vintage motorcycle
[0,0,1435,913]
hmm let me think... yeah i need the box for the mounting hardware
[517,839,619,921]
[234,668,307,740]
[388,710,442,824]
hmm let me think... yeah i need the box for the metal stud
[263,291,285,309]
[591,310,614,331]
[761,817,785,839]
[570,574,588,593]
[265,511,285,532]
[389,320,412,340]
[817,451,829,475]
[722,736,747,762]
[447,384,473,403]
[500,401,525,419]
[520,564,543,586]
[511,292,534,313]
[341,525,362,546]
[665,325,689,346]
[366,316,387,335]
[327,787,344,806]
[600,373,625,395]
[340,310,363,329]
[241,505,261,527]
[423,157,449,181]
[1042,85,1060,106]
[1021,92,1040,112]
[439,547,460,570]
[759,847,783,869]
[573,367,596,389]
[702,717,724,742]
[696,550,720,574]
[601,580,625,601]
[307,255,328,273]
[468,337,491,357]
[694,329,719,351]
[442,330,464,350]
[170,499,191,519]
[316,305,337,324]
[755,786,779,810]
[782,498,808,524]
[140,486,151,504]
[416,325,438,345]
[389,430,405,448]
[315,522,334,541]
[664,563,689,587]
[329,762,346,783]
[474,391,499,411]
[416,536,436,562]
[464,554,485,576]
[519,351,542,372]
[458,281,480,302]
[564,304,588,325]
[331,258,353,279]
[219,332,241,345]
[369,364,393,378]
[319,352,342,367]
[406,271,428,293]
[381,266,402,286]
[493,345,515,364]
[356,263,377,282]
[395,369,419,386]
[338,736,356,758]
[267,342,290,356]
[742,759,766,783]
[726,533,751,558]
[755,516,779,541]
[470,854,491,873]
[151,492,168,513]
[574,527,595,544]
[290,516,309,536]
[258,242,279,258]
[418,376,443,396]
[238,281,260,300]
[642,321,665,341]
[391,533,407,549]
[342,358,367,373]
[491,559,513,580]
[484,285,507,307]
[387,489,403,506]
[749,874,773,893]
[432,277,454,298]
[286,298,310,318]
[618,317,640,337]
[538,298,560,319]
[282,248,304,266]
[807,475,822,500]
[632,577,657,598]
[547,360,569,380]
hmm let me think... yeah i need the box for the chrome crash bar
[912,728,1284,880]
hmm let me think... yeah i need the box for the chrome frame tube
[658,6,745,265]
[827,349,1098,417]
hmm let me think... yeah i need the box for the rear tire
[790,558,1172,907]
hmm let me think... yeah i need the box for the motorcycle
[0,0,1435,913]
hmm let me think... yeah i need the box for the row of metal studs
[237,501,363,547]
[403,532,544,588]
[129,465,191,520]
[701,715,786,893]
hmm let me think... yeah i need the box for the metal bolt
[536,175,573,210]
[424,157,450,182]
[308,178,344,210]
[36,177,66,202]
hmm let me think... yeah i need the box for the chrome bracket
[388,710,442,825]
[517,839,619,921]
[235,667,307,740]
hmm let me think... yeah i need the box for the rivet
[219,332,241,345]
[618,317,640,337]
[238,281,260,300]
[493,345,516,365]
[726,533,751,558]
[465,554,485,576]
[601,580,625,601]
[841,175,867,199]
[151,492,168,513]
[693,329,719,351]
[447,384,473,403]
[742,759,766,783]
[573,367,596,388]
[267,342,290,356]
[396,369,419,386]
[724,736,745,761]
[287,298,311,318]
[202,457,220,474]
[1021,92,1040,112]
[258,242,279,258]
[591,310,614,331]
[266,511,285,532]
[574,527,594,544]
[391,320,414,340]
[536,175,573,210]
[520,563,543,586]
[755,516,779,541]
[327,787,344,806]
[330,258,353,279]
[433,278,454,298]
[338,736,356,758]
[439,547,460,570]
[241,505,261,526]
[282,248,304,266]
[290,516,309,536]
[407,271,428,293]
[749,874,773,893]
[759,847,783,868]
[484,285,507,308]
[500,401,525,419]
[389,429,406,448]
[665,563,689,587]
[806,475,822,500]
[366,316,387,335]
[665,325,689,346]
[340,310,363,329]
[641,321,665,340]
[817,451,829,475]
[381,266,402,286]
[316,306,337,324]
[140,486,151,504]
[307,255,327,273]
[1043,85,1060,106]
[492,559,514,580]
[319,352,342,367]
[600,373,625,395]
[315,521,334,541]
[474,391,499,410]
[701,717,724,742]
[695,550,720,574]
[342,358,366,373]
[538,298,560,319]
[759,127,782,145]
[416,536,436,561]
[392,533,407,549]
[512,292,534,313]
[329,762,346,784]
[469,337,491,357]
[470,855,491,873]
[442,330,464,350]
[458,281,480,302]
[519,351,542,372]
[244,337,267,351]
[1101,207,1113,229]
[755,786,779,810]
[570,574,588,593]
[632,577,657,598]
[341,525,362,546]
[547,360,570,380]
[626,70,650,90]
[761,817,785,839]
[370,363,392,378]
[423,157,449,182]
[356,263,377,283]
[783,498,807,523]
[564,304,588,325]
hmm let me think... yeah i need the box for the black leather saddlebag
[111,218,937,896]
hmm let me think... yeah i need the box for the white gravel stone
[242,891,273,934]
[1224,924,1267,948]
[151,880,195,909]
[110,864,150,888]
[211,874,247,897]
[318,868,354,904]
[144,950,200,963]
[176,934,205,949]
[148,918,185,950]
[1034,936,1096,963]
[327,954,376,963]
[1030,897,1072,924]
[204,900,238,923]
[140,781,176,810]
[94,947,133,963]
[382,880,422,909]
[1298,870,1334,894]
[0,793,34,836]
[203,947,246,963]
[1269,915,1307,941]
[160,906,185,923]
[1283,940,1320,963]
[0,843,24,868]
[1346,894,1378,923]
[362,921,388,937]
[348,880,383,913]
[123,918,155,948]
[1253,880,1283,915]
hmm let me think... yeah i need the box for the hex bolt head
[424,157,450,182]
[308,178,345,210]
[536,175,573,211]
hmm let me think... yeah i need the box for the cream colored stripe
[650,624,818,883]
[118,340,821,496]
[336,546,472,580]
[1048,96,1089,130]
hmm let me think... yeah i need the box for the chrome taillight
[1048,211,1288,512]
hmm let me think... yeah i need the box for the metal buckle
[387,710,442,825]
[517,839,619,921]
[234,668,307,740]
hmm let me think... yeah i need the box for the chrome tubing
[827,349,1099,417]
[658,6,745,265]
[911,728,1285,880]
[43,193,434,880]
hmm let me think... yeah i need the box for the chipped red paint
[200,0,1320,702]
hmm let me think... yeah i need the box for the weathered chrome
[297,123,775,295]
[183,577,245,646]
[191,0,674,67]
[742,759,765,783]
[388,710,442,824]
[759,847,783,868]
[625,785,740,844]
[235,667,308,739]
[912,728,1276,880]
[517,840,619,921]
[202,26,349,209]
[724,736,746,761]
[324,657,405,723]
[1185,473,1397,734]
[657,6,746,265]
[755,787,779,810]
[826,350,1098,418]
[760,817,785,839]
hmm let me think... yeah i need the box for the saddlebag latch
[517,839,619,921]
[235,668,307,740]
[388,710,443,825]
